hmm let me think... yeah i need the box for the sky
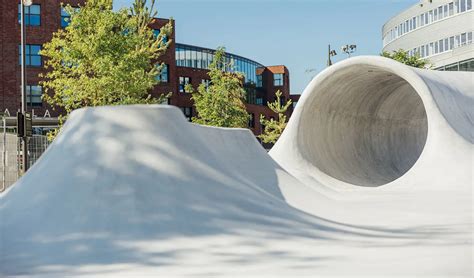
[114,0,417,94]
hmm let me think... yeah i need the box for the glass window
[273,73,283,86]
[450,36,455,49]
[468,32,473,43]
[153,29,167,43]
[201,79,210,89]
[60,7,70,28]
[449,2,454,15]
[446,64,458,71]
[176,47,183,66]
[256,74,263,87]
[435,41,439,53]
[445,63,459,71]
[205,52,210,69]
[256,98,263,105]
[190,50,196,68]
[412,17,416,29]
[439,40,444,52]
[19,44,42,66]
[18,4,41,26]
[25,85,42,107]
[250,63,256,83]
[438,6,443,19]
[208,51,213,68]
[461,0,466,11]
[185,48,192,67]
[468,0,472,10]
[246,87,256,104]
[157,64,168,83]
[179,76,191,93]
[459,59,474,71]
[445,38,449,51]
[455,0,460,13]
[196,50,202,69]
[461,32,467,45]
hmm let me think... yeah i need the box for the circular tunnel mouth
[300,65,428,187]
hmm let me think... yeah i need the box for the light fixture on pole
[327,44,337,67]
[341,44,357,58]
[20,0,32,173]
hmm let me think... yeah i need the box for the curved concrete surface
[270,56,473,190]
[0,57,472,276]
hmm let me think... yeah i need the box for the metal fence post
[1,117,5,192]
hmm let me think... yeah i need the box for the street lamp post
[20,0,32,172]
[327,44,337,67]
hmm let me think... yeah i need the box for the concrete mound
[1,57,472,276]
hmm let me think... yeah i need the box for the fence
[0,128,50,192]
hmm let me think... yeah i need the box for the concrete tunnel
[270,56,473,187]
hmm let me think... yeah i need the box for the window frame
[25,85,43,107]
[18,4,41,26]
[273,73,284,87]
[179,76,191,93]
[157,64,169,83]
[256,74,263,88]
[19,44,42,67]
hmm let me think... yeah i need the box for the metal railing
[0,122,50,192]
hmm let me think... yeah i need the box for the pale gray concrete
[271,56,473,190]
[0,56,472,276]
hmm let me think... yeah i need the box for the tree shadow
[0,106,471,276]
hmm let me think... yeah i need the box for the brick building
[1,0,300,138]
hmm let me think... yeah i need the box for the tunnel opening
[299,65,428,187]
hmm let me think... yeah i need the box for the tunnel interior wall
[298,65,428,187]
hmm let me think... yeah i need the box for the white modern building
[382,0,473,71]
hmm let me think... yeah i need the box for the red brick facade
[1,1,298,138]
[0,0,84,118]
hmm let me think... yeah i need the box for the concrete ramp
[0,57,472,276]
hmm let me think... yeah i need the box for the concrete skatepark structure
[0,56,472,276]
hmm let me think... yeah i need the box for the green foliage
[40,0,172,139]
[186,47,249,128]
[381,49,431,68]
[258,90,292,144]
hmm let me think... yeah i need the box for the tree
[381,49,431,68]
[40,0,172,139]
[258,90,292,144]
[186,47,249,128]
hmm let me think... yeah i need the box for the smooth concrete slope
[0,105,369,276]
[266,57,473,277]
[0,57,473,276]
